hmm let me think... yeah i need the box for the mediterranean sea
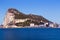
[0,28,60,40]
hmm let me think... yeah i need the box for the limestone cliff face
[3,8,52,28]
[3,8,15,28]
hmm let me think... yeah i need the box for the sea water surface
[0,28,60,40]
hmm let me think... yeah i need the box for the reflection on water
[0,28,60,40]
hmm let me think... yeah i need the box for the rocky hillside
[3,8,59,28]
[8,8,52,23]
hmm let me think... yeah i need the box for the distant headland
[0,8,59,28]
